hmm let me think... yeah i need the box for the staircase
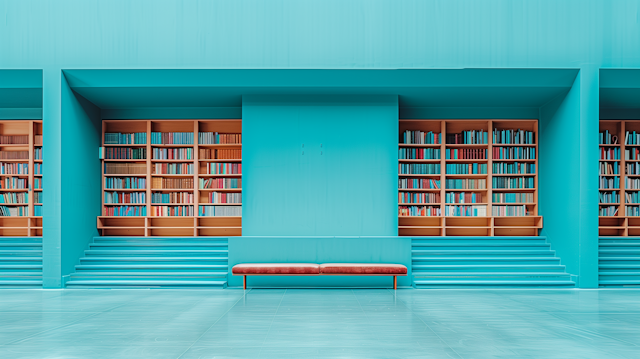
[412,236,576,288]
[0,237,43,287]
[599,236,640,287]
[65,236,228,288]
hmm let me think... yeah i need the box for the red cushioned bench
[232,263,408,290]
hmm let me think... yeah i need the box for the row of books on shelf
[446,179,486,189]
[0,206,28,216]
[104,163,146,174]
[446,149,487,160]
[34,135,42,146]
[492,192,533,203]
[493,163,535,174]
[399,164,440,175]
[34,164,41,175]
[153,148,192,160]
[152,178,194,189]
[200,178,241,189]
[105,132,147,145]
[601,147,620,160]
[206,163,241,174]
[206,192,241,203]
[199,149,241,160]
[625,149,640,161]
[398,178,440,189]
[198,132,241,144]
[399,192,440,204]
[492,147,536,160]
[445,163,487,174]
[100,147,146,160]
[598,206,640,216]
[627,163,640,174]
[104,205,242,217]
[104,177,242,190]
[105,192,146,204]
[0,135,29,145]
[599,191,640,204]
[0,192,29,203]
[0,163,29,175]
[492,129,535,145]
[600,176,620,189]
[446,130,488,145]
[152,163,194,175]
[399,204,532,217]
[34,148,42,160]
[105,177,146,189]
[445,192,482,204]
[152,192,193,203]
[599,130,640,145]
[0,178,41,189]
[399,148,440,160]
[0,151,29,160]
[600,162,619,175]
[492,177,534,189]
[401,130,440,145]
[151,132,194,145]
[103,191,243,204]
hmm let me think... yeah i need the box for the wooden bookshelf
[598,120,640,236]
[398,119,541,237]
[0,120,43,236]
[97,119,242,236]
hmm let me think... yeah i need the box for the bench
[232,263,408,290]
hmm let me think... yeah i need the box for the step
[413,256,560,262]
[414,280,575,286]
[598,280,640,285]
[599,257,640,261]
[413,242,549,248]
[0,280,43,285]
[0,264,42,269]
[0,243,42,247]
[0,271,43,276]
[89,242,228,248]
[65,280,227,287]
[413,272,571,278]
[599,242,640,246]
[0,250,43,255]
[412,249,554,256]
[599,264,640,269]
[75,264,228,270]
[412,264,566,272]
[599,249,640,255]
[70,271,227,276]
[0,257,42,262]
[93,236,229,242]
[412,236,546,240]
[79,256,228,262]
[84,249,228,255]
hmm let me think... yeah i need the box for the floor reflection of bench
[232,263,408,290]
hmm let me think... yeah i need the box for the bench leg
[243,275,247,290]
[393,276,397,290]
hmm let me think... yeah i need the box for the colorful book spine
[104,191,146,204]
[401,130,440,144]
[103,147,146,160]
[151,132,194,145]
[599,162,619,175]
[398,192,440,204]
[199,205,242,216]
[493,162,536,174]
[152,192,194,204]
[34,163,42,175]
[600,147,621,160]
[493,177,535,189]
[0,192,28,203]
[624,148,640,160]
[599,205,618,216]
[151,178,194,189]
[444,205,487,216]
[199,178,241,189]
[34,148,42,160]
[492,147,536,160]
[152,163,193,175]
[399,163,440,175]
[34,205,42,216]
[33,178,41,189]
[198,132,242,144]
[626,206,640,216]
[104,163,146,174]
[600,176,620,189]
[445,192,482,204]
[446,130,488,144]
[625,131,640,145]
[199,149,242,159]
[492,205,528,216]
[207,163,241,175]
[492,129,535,144]
[492,192,534,203]
[104,206,147,216]
[625,192,640,204]
[0,206,28,216]
[207,192,242,204]
[151,205,194,216]
[445,148,487,160]
[625,177,640,189]
[446,163,487,174]
[399,148,441,160]
[104,132,147,144]
[104,177,146,189]
[152,148,192,160]
[445,179,487,189]
[0,177,28,189]
[398,205,441,216]
[398,178,440,189]
[34,192,42,204]
[0,162,28,175]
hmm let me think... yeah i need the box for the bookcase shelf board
[398,119,540,237]
[598,120,640,236]
[0,120,43,236]
[99,119,242,236]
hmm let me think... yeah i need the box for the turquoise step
[412,265,565,272]
[89,242,227,248]
[84,249,227,256]
[0,243,42,247]
[413,242,549,248]
[75,264,227,270]
[0,280,43,286]
[79,256,228,262]
[414,272,571,278]
[413,257,560,265]
[0,250,42,256]
[71,271,227,276]
[412,236,546,240]
[65,280,227,287]
[599,264,640,269]
[599,280,640,286]
[414,280,575,287]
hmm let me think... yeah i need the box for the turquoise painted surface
[1,1,639,287]
[0,70,42,119]
[0,289,639,357]
[243,95,398,236]
[228,237,411,288]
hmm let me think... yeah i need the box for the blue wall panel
[243,95,398,237]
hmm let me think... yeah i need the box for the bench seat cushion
[320,263,407,275]
[232,263,320,275]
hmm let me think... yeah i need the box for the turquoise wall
[243,95,398,236]
[1,0,638,288]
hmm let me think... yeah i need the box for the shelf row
[398,216,542,237]
[97,216,241,237]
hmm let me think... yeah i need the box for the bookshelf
[398,119,542,236]
[98,119,242,236]
[0,120,43,236]
[598,120,640,236]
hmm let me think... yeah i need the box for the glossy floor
[0,289,639,358]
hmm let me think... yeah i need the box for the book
[199,178,241,189]
[399,192,440,204]
[205,192,242,204]
[152,178,194,189]
[446,163,487,174]
[398,178,440,189]
[104,191,146,204]
[151,132,194,145]
[199,148,242,160]
[493,177,535,189]
[104,163,146,174]
[493,162,536,174]
[0,162,28,174]
[445,192,482,204]
[493,192,534,203]
[0,135,28,144]
[399,163,440,175]
[0,192,28,203]
[401,130,440,144]
[445,179,486,189]
[445,148,487,160]
[104,132,147,144]
[206,163,241,175]
[198,132,242,144]
[199,205,241,216]
[151,205,194,216]
[599,205,618,216]
[152,148,193,160]
[446,130,488,144]
[398,205,441,216]
[493,128,535,144]
[152,163,193,175]
[492,146,536,160]
[0,151,29,160]
[444,205,487,216]
[600,147,621,160]
[103,205,146,216]
[105,177,146,189]
[152,192,194,204]
[0,206,28,216]
[492,205,528,216]
[399,148,440,160]
[1,177,28,189]
[102,147,146,160]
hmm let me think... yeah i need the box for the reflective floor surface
[0,288,639,358]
